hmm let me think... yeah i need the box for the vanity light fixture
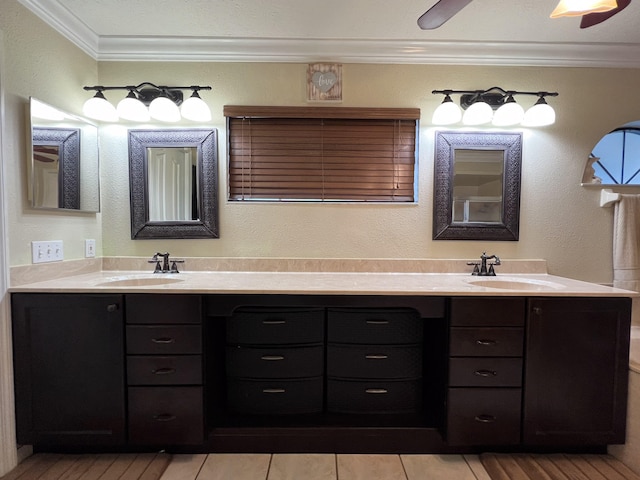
[82,83,212,123]
[550,0,617,18]
[431,87,559,127]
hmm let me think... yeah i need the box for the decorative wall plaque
[307,63,342,102]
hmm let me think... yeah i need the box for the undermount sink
[468,278,565,291]
[97,276,184,287]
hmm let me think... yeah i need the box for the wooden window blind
[224,106,419,202]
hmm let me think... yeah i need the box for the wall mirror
[433,131,522,241]
[129,129,219,239]
[28,97,100,212]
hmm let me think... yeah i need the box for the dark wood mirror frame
[129,128,219,239]
[433,131,522,241]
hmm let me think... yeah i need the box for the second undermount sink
[468,277,565,291]
[97,276,184,287]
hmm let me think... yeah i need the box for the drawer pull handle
[474,369,497,377]
[366,320,389,325]
[261,355,285,361]
[263,320,286,325]
[153,413,176,422]
[151,337,175,344]
[474,414,496,423]
[263,388,286,394]
[106,303,119,312]
[152,367,176,375]
[365,388,388,394]
[476,339,497,346]
[365,354,389,360]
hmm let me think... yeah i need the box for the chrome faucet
[149,252,184,273]
[467,252,501,276]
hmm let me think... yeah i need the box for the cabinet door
[12,293,126,446]
[523,297,631,446]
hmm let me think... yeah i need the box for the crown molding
[18,0,640,68]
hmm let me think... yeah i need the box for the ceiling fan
[417,0,631,30]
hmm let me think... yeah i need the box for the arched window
[590,127,640,185]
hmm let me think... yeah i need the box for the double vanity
[9,258,635,454]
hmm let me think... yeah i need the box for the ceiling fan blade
[418,0,474,30]
[580,0,631,28]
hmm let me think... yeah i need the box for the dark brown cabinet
[12,293,126,447]
[523,297,631,446]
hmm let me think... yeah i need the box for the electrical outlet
[85,239,96,258]
[32,240,64,264]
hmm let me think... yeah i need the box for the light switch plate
[32,240,63,264]
[85,239,96,258]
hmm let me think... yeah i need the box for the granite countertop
[8,269,638,297]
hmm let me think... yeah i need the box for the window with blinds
[224,106,419,202]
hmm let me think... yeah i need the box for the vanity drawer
[226,345,324,379]
[450,297,525,327]
[448,357,522,387]
[128,386,203,445]
[447,388,521,446]
[127,355,202,385]
[126,325,202,355]
[327,378,422,414]
[226,307,324,345]
[449,327,523,357]
[227,377,323,415]
[327,308,422,345]
[126,294,202,324]
[327,344,422,379]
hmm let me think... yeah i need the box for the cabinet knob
[106,303,119,312]
[475,339,497,346]
[474,414,496,423]
[151,337,175,344]
[532,307,543,315]
[153,413,176,422]
[152,367,176,375]
[365,388,388,394]
[474,369,497,377]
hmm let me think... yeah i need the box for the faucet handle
[170,259,185,274]
[466,262,480,276]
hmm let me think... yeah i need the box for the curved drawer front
[227,377,323,415]
[128,386,203,446]
[448,357,522,387]
[447,388,522,446]
[227,308,324,345]
[327,344,422,379]
[126,325,202,355]
[127,355,202,385]
[327,378,422,414]
[226,345,324,379]
[449,327,523,357]
[328,308,422,345]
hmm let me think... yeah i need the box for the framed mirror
[433,131,522,241]
[28,98,100,212]
[128,129,219,239]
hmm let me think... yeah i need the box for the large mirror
[433,131,522,241]
[129,129,219,239]
[28,98,100,212]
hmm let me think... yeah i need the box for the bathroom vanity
[9,268,634,454]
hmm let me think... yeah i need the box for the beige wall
[3,1,640,286]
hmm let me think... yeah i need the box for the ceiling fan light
[550,0,617,18]
[116,91,150,122]
[462,101,493,125]
[432,95,462,125]
[149,95,181,122]
[82,91,118,122]
[180,91,212,122]
[522,98,556,126]
[492,95,525,126]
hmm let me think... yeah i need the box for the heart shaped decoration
[312,71,337,93]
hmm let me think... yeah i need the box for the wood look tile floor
[159,454,492,480]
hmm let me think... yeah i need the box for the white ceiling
[18,0,640,67]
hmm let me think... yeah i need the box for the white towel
[613,194,640,292]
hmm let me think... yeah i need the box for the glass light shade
[462,102,493,125]
[149,96,181,122]
[522,99,556,126]
[550,0,617,17]
[180,92,212,122]
[82,92,118,122]
[432,96,462,125]
[117,92,150,122]
[492,97,525,126]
